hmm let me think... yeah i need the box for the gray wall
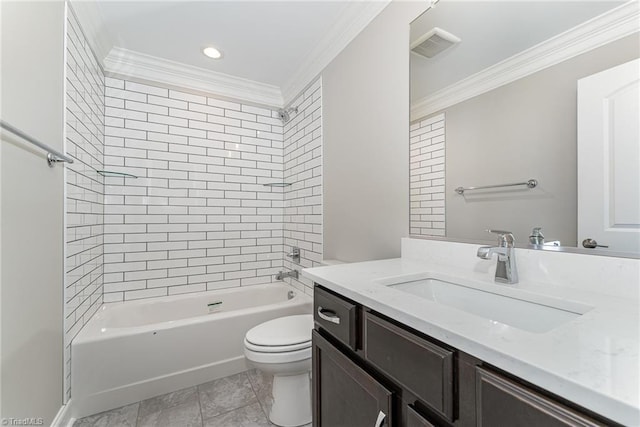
[322,2,427,262]
[1,1,65,423]
[442,35,639,246]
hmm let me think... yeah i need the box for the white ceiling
[96,1,347,86]
[410,1,626,102]
[72,0,389,106]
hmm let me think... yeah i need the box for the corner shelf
[263,183,291,187]
[96,170,138,179]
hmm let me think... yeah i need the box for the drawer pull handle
[374,410,386,427]
[317,306,341,324]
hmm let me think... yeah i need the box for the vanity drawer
[476,367,607,427]
[406,404,436,427]
[364,311,455,421]
[313,285,358,350]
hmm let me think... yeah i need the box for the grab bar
[455,179,537,195]
[1,120,74,167]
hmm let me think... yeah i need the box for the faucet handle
[529,227,545,245]
[486,229,515,247]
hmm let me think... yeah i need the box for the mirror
[409,0,640,256]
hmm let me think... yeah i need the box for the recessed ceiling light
[203,46,222,59]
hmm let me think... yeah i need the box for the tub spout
[477,246,492,259]
[275,269,299,281]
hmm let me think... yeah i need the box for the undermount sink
[386,277,592,333]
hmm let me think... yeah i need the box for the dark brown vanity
[312,285,619,427]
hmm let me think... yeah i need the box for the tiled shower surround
[283,79,323,292]
[102,80,282,300]
[64,8,105,401]
[409,113,445,236]
[101,77,322,301]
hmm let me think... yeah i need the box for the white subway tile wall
[282,78,323,294]
[409,113,446,236]
[102,78,290,301]
[64,8,105,401]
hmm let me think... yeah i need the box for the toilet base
[269,372,311,427]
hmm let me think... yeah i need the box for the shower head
[277,107,298,124]
[278,109,290,123]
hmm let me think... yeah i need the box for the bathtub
[71,283,312,418]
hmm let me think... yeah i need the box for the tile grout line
[196,383,205,427]
[244,370,271,422]
[134,401,141,427]
[204,402,269,426]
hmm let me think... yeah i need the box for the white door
[577,58,640,253]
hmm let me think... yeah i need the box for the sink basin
[387,278,591,333]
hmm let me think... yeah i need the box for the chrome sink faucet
[477,230,519,284]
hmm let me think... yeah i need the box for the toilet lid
[245,314,313,348]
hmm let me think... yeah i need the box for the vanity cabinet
[312,284,619,427]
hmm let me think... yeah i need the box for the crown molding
[410,0,640,122]
[104,47,284,107]
[281,0,391,105]
[68,0,112,66]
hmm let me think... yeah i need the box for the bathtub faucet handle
[286,247,300,263]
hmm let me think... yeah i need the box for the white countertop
[303,251,640,426]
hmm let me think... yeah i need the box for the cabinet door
[313,330,393,427]
[476,367,606,427]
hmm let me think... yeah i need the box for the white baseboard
[50,401,75,427]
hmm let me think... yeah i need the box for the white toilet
[244,314,313,427]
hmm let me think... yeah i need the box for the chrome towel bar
[0,120,74,167]
[455,179,537,195]
[263,182,291,187]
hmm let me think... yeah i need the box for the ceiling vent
[411,27,461,58]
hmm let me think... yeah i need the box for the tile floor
[73,369,312,427]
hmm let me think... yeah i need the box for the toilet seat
[244,345,311,364]
[244,338,311,353]
[245,314,313,348]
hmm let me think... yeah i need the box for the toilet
[244,314,313,427]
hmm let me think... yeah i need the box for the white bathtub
[71,283,312,418]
